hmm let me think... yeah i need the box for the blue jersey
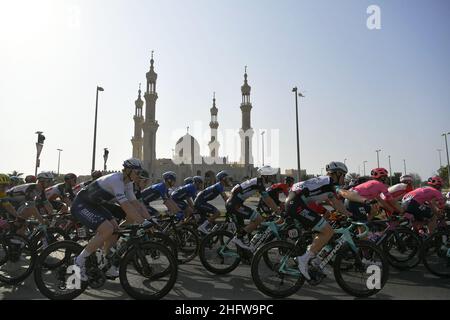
[195,182,224,203]
[141,182,169,204]
[171,183,197,201]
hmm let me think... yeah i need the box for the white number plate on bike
[288,229,298,238]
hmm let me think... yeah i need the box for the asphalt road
[1,198,449,300]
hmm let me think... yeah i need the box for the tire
[251,240,305,298]
[30,227,70,253]
[0,234,36,285]
[169,226,200,264]
[421,229,450,278]
[119,241,178,300]
[381,228,421,270]
[147,232,178,261]
[199,230,241,275]
[34,240,88,300]
[334,240,389,298]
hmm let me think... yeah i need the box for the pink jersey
[402,187,445,209]
[352,180,392,201]
[387,183,414,199]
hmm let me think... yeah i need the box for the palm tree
[9,170,23,177]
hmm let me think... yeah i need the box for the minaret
[239,66,254,166]
[208,92,220,158]
[131,83,144,160]
[143,51,159,175]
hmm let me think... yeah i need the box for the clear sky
[1,0,449,179]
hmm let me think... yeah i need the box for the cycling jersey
[45,183,75,201]
[352,180,393,201]
[195,182,224,203]
[7,183,49,207]
[387,183,413,200]
[230,178,266,203]
[290,176,338,203]
[140,182,169,204]
[171,183,198,202]
[402,187,445,209]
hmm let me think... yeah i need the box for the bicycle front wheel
[381,228,421,270]
[421,229,450,278]
[334,240,389,298]
[119,241,178,300]
[0,234,36,285]
[251,240,305,298]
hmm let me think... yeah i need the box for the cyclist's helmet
[193,176,204,184]
[371,168,388,179]
[91,170,103,179]
[216,171,229,182]
[184,177,193,185]
[326,161,348,174]
[427,176,443,188]
[284,176,295,185]
[0,174,10,185]
[162,171,177,182]
[25,175,37,183]
[123,158,143,170]
[257,165,278,177]
[37,171,54,181]
[400,174,413,184]
[64,173,77,181]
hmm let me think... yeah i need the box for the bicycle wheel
[119,241,178,300]
[381,228,421,270]
[169,226,199,263]
[251,240,305,298]
[33,240,88,300]
[421,229,450,278]
[334,240,389,298]
[31,227,69,253]
[147,232,178,260]
[198,230,241,275]
[0,234,36,285]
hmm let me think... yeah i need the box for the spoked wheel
[0,234,36,285]
[30,227,70,254]
[199,230,241,275]
[119,241,178,300]
[251,240,305,298]
[334,240,389,298]
[421,229,450,278]
[169,226,199,264]
[381,228,421,270]
[34,240,88,300]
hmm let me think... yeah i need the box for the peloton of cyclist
[71,158,149,280]
[401,176,446,234]
[227,165,282,251]
[45,173,77,213]
[194,171,231,234]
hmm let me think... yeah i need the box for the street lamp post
[91,86,104,173]
[363,160,367,176]
[375,149,381,168]
[437,149,443,168]
[442,132,450,187]
[388,155,392,186]
[292,87,304,181]
[57,149,63,176]
[35,131,45,176]
[261,131,265,166]
[403,159,407,175]
[103,148,109,172]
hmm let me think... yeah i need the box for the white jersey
[84,172,136,204]
[291,176,337,203]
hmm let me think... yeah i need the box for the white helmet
[37,171,54,180]
[257,165,278,177]
[400,174,413,184]
[123,158,143,170]
[326,161,348,174]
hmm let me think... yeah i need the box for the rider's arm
[328,196,353,217]
[429,199,442,216]
[220,192,228,202]
[131,199,151,220]
[164,198,182,214]
[337,189,368,203]
[2,202,17,218]
[378,197,404,214]
[187,198,195,209]
[262,193,281,214]
[120,200,145,224]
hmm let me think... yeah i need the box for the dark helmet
[284,176,295,185]
[193,176,204,184]
[122,158,143,170]
[162,171,176,182]
[25,175,37,183]
[216,171,229,181]
[64,173,77,181]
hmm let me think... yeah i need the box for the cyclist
[134,170,151,201]
[73,170,103,195]
[388,174,414,202]
[194,171,231,234]
[0,174,17,218]
[401,176,446,234]
[171,176,204,220]
[257,176,294,215]
[71,158,149,280]
[228,165,282,251]
[25,175,37,184]
[7,172,54,234]
[9,176,22,188]
[346,168,403,221]
[285,162,369,280]
[140,171,181,217]
[45,173,77,213]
